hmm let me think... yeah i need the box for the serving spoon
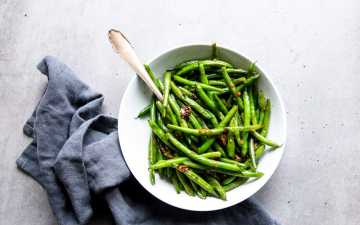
[108,29,164,100]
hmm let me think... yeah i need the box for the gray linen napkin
[16,56,280,225]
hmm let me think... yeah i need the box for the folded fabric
[16,56,280,225]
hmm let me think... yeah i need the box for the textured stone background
[1,1,360,225]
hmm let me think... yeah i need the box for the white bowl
[118,44,286,211]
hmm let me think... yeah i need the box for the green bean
[167,124,261,136]
[223,178,248,192]
[226,118,236,159]
[189,180,206,199]
[152,157,187,169]
[199,63,209,84]
[178,166,216,195]
[183,96,213,119]
[144,64,156,81]
[151,152,222,170]
[173,75,226,93]
[222,176,236,186]
[213,143,226,157]
[178,86,194,97]
[208,80,227,87]
[148,120,173,149]
[150,101,156,122]
[170,81,184,100]
[241,90,251,157]
[195,85,221,118]
[222,68,247,75]
[255,109,260,123]
[247,62,257,76]
[157,78,164,92]
[166,104,178,126]
[198,186,208,199]
[169,95,188,127]
[177,102,200,144]
[148,134,157,184]
[261,99,271,137]
[201,151,222,158]
[171,173,182,193]
[176,171,195,196]
[198,78,246,89]
[245,144,266,167]
[146,64,163,93]
[137,103,152,118]
[198,105,238,153]
[258,110,265,126]
[193,111,208,128]
[219,158,247,169]
[206,176,226,200]
[188,113,202,130]
[155,100,164,113]
[180,160,261,178]
[176,59,231,77]
[214,94,228,115]
[217,169,263,178]
[189,180,198,193]
[210,168,263,178]
[255,145,266,160]
[233,77,247,85]
[212,105,238,126]
[174,60,198,70]
[235,74,260,92]
[206,73,222,80]
[251,131,281,148]
[167,133,244,172]
[182,160,206,170]
[175,61,199,76]
[201,59,233,69]
[249,88,258,125]
[249,138,257,169]
[221,67,244,109]
[258,90,266,111]
[208,112,219,128]
[233,112,242,146]
[156,144,165,178]
[162,72,172,116]
[156,110,167,131]
[156,101,178,126]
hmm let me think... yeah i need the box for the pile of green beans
[138,47,281,200]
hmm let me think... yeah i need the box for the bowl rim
[118,43,287,211]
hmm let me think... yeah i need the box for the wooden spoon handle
[108,29,163,101]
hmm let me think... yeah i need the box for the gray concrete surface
[1,0,360,225]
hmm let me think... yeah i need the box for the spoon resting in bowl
[108,29,163,101]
